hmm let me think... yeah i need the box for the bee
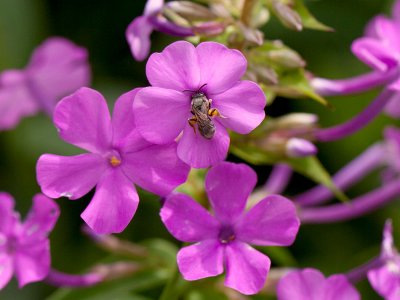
[185,85,222,140]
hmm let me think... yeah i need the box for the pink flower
[0,37,90,130]
[126,0,193,61]
[0,193,59,289]
[368,220,400,299]
[277,268,360,300]
[36,87,190,234]
[160,162,299,295]
[351,0,400,117]
[133,41,266,168]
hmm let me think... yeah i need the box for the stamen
[110,156,121,167]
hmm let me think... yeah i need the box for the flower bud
[271,0,303,31]
[193,21,226,36]
[286,138,317,157]
[267,48,306,68]
[166,1,217,20]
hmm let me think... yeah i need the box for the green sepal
[292,0,333,31]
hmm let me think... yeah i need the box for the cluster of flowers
[2,0,400,299]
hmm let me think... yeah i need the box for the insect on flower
[185,84,223,139]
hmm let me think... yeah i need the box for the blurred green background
[0,0,399,299]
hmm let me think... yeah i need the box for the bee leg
[208,108,226,118]
[188,117,197,134]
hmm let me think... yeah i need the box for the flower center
[108,150,122,167]
[218,225,236,244]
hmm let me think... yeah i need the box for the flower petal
[0,193,16,235]
[36,153,106,200]
[146,41,201,90]
[126,16,154,61]
[368,265,400,300]
[324,274,360,300]
[0,70,39,130]
[197,42,247,94]
[351,37,398,72]
[177,240,224,280]
[384,93,400,118]
[160,193,220,242]
[224,241,270,295]
[122,143,190,196]
[112,88,151,151]
[144,0,164,15]
[211,80,265,134]
[133,87,190,144]
[27,37,91,114]
[177,120,229,168]
[0,254,13,289]
[236,195,300,246]
[53,87,113,154]
[277,268,325,300]
[205,162,256,224]
[14,240,50,288]
[21,194,59,244]
[81,169,139,234]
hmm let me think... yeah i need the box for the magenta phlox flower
[351,0,400,117]
[277,268,360,300]
[133,41,266,168]
[368,220,400,300]
[160,162,299,295]
[0,192,59,289]
[126,0,193,61]
[36,87,190,234]
[0,37,90,130]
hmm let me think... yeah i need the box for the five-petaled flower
[277,268,360,300]
[36,87,190,234]
[160,162,299,295]
[368,220,400,299]
[133,41,266,168]
[0,193,59,289]
[352,0,400,117]
[0,37,91,130]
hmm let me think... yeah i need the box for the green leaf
[287,156,348,202]
[274,69,330,106]
[185,289,229,300]
[292,0,333,31]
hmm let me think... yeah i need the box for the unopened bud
[251,64,279,85]
[286,138,317,157]
[238,23,264,45]
[271,0,303,31]
[193,21,226,36]
[268,49,306,68]
[166,1,217,20]
[275,113,319,129]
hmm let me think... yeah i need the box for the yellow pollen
[110,156,121,167]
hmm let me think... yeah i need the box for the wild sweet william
[0,37,90,130]
[277,268,360,300]
[36,87,190,234]
[0,193,59,289]
[133,41,266,168]
[160,162,299,294]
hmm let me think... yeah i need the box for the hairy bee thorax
[188,90,222,140]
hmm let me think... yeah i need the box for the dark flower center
[218,225,236,244]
